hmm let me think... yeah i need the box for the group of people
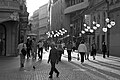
[77,40,107,64]
[17,37,108,79]
[17,37,50,68]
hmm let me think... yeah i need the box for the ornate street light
[90,29,94,33]
[96,23,100,28]
[107,24,112,28]
[103,18,115,31]
[105,18,110,23]
[93,21,96,25]
[110,21,115,26]
[85,28,89,32]
[87,26,90,29]
[93,26,97,30]
[102,27,107,32]
[81,30,85,34]
[84,24,87,27]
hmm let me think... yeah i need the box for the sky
[26,0,49,18]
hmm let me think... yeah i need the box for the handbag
[21,44,27,56]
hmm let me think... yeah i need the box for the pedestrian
[72,41,76,52]
[31,38,37,59]
[66,41,73,62]
[61,42,65,50]
[78,41,87,64]
[38,40,44,60]
[85,41,90,60]
[17,39,27,68]
[102,42,107,58]
[47,44,59,79]
[43,40,48,52]
[26,38,31,59]
[91,41,97,60]
[57,43,64,61]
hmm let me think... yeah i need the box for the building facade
[31,3,49,41]
[48,0,120,57]
[0,0,29,56]
[38,4,49,40]
[31,9,39,40]
[83,0,120,57]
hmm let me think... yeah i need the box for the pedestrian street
[0,50,120,80]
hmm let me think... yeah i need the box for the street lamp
[81,30,85,34]
[102,27,107,32]
[103,0,116,57]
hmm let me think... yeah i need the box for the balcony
[0,1,20,11]
[64,0,89,14]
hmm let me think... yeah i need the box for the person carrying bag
[21,44,27,56]
[17,40,27,68]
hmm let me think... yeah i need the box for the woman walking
[78,41,87,64]
[66,41,73,62]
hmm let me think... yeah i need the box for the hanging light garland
[81,21,100,35]
[102,18,115,32]
[46,28,68,38]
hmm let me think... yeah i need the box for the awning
[0,18,12,23]
[64,1,89,14]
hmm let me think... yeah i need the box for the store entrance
[0,24,6,56]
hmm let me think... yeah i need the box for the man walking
[38,40,44,60]
[102,42,107,58]
[47,44,59,78]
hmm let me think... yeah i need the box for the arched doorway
[0,24,6,56]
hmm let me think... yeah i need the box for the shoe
[21,63,24,68]
[56,72,59,77]
[33,66,36,70]
[49,75,52,78]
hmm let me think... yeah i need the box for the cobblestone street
[0,50,120,80]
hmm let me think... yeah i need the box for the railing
[0,1,20,10]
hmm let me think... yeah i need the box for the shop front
[0,12,19,56]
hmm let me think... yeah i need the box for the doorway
[0,24,6,56]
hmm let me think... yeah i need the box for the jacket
[78,44,87,53]
[48,47,59,63]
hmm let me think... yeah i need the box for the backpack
[21,44,27,56]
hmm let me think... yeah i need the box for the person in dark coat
[102,42,107,58]
[37,40,44,60]
[57,43,64,61]
[26,38,31,59]
[43,40,48,51]
[66,41,73,62]
[91,41,97,60]
[47,44,59,78]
